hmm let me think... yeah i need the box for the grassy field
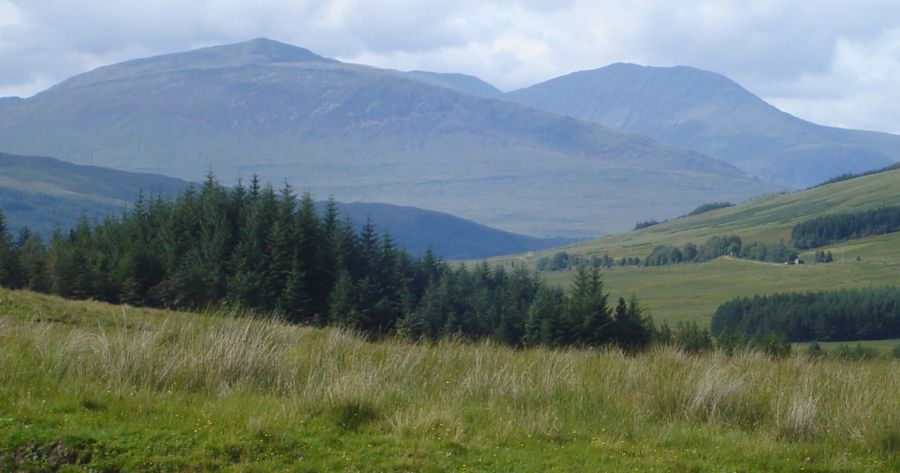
[1,288,898,472]
[476,169,900,326]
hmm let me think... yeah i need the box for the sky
[1,0,899,134]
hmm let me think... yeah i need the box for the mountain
[507,63,900,189]
[0,152,567,258]
[0,97,23,111]
[405,71,503,98]
[0,38,777,237]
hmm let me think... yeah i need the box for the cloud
[767,27,900,134]
[0,0,899,133]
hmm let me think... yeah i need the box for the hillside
[0,152,189,235]
[0,39,777,237]
[0,152,564,258]
[0,97,22,111]
[508,63,900,188]
[331,201,572,259]
[485,168,900,324]
[406,70,503,98]
[1,288,897,472]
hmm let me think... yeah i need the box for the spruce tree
[329,270,357,327]
[525,285,567,346]
[297,192,327,318]
[567,267,611,346]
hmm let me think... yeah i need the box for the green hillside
[483,168,900,325]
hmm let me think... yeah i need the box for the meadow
[1,288,898,472]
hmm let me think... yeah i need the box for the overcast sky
[2,0,899,134]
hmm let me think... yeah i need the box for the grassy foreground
[1,289,898,472]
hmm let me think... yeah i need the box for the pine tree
[612,295,652,351]
[16,230,49,292]
[567,267,611,346]
[416,278,450,340]
[359,216,379,276]
[329,270,357,328]
[281,253,314,323]
[228,184,277,310]
[319,197,341,315]
[196,174,231,304]
[296,192,327,318]
[525,285,566,346]
[334,217,361,279]
[269,183,297,310]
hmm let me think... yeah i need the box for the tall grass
[1,299,898,458]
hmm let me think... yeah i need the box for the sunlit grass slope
[482,169,900,325]
[1,289,898,471]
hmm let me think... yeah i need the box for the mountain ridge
[0,38,776,237]
[507,62,900,188]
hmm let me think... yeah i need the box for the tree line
[536,252,640,272]
[536,234,819,273]
[632,202,735,232]
[0,176,659,350]
[685,201,733,217]
[791,205,900,249]
[710,287,900,342]
[643,235,806,267]
[809,162,900,189]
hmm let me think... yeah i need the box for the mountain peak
[49,38,337,91]
[205,38,336,64]
[590,62,737,85]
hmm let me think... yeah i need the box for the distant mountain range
[507,63,900,189]
[0,152,568,259]
[0,38,777,237]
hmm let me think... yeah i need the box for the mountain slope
[331,202,572,259]
[0,39,777,237]
[508,63,900,188]
[405,71,503,98]
[0,97,22,111]
[0,152,565,258]
[0,152,189,235]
